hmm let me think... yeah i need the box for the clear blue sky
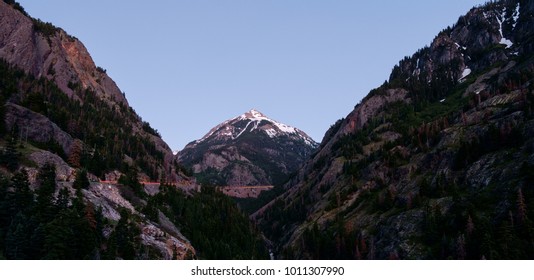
[18,0,486,151]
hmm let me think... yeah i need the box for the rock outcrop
[5,103,74,154]
[0,0,126,104]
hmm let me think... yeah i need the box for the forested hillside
[256,0,534,260]
[0,0,267,260]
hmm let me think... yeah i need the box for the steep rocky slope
[177,109,318,186]
[0,1,125,104]
[0,1,266,260]
[256,0,534,260]
[0,0,180,182]
[0,0,195,259]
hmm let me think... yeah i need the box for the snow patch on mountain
[511,2,520,29]
[496,8,513,48]
[177,109,320,186]
[459,68,472,82]
[191,109,317,148]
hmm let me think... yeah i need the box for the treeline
[2,0,28,17]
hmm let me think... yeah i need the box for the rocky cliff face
[0,1,197,260]
[177,109,319,187]
[0,0,125,104]
[4,102,74,153]
[0,0,181,182]
[0,1,269,260]
[256,0,534,260]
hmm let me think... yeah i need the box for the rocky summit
[177,109,319,187]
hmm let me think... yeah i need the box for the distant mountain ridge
[177,109,319,187]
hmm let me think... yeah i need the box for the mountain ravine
[2,0,534,261]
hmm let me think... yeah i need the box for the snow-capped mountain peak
[189,109,318,149]
[177,109,320,186]
[241,109,267,119]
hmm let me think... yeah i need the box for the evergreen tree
[2,136,20,171]
[104,233,118,260]
[73,169,90,190]
[35,163,57,223]
[9,170,33,215]
[28,223,45,259]
[94,207,105,250]
[68,140,83,168]
[43,193,99,259]
[4,212,32,259]
[43,210,78,259]
[74,203,98,259]
[0,95,5,135]
[466,215,475,237]
[517,188,528,225]
[0,175,9,253]
[56,188,70,211]
[118,167,145,198]
[107,209,139,260]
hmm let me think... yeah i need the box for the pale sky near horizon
[18,0,486,151]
